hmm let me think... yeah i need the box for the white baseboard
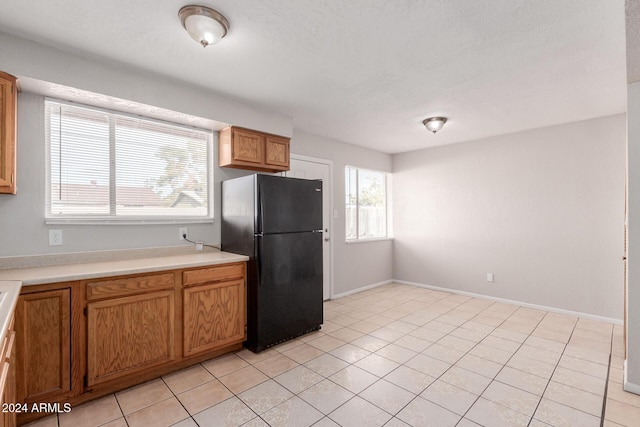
[333,278,623,325]
[624,360,640,395]
[394,279,623,325]
[332,279,394,300]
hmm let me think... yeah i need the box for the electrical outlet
[179,227,188,240]
[487,273,494,283]
[49,229,63,246]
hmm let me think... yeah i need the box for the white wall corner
[624,359,640,395]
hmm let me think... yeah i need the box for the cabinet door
[264,135,290,170]
[232,129,263,165]
[1,331,16,427]
[183,279,245,357]
[0,71,17,194]
[15,289,71,402]
[87,290,175,386]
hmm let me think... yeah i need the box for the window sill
[345,237,393,244]
[45,217,214,225]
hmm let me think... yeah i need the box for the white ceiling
[0,0,628,154]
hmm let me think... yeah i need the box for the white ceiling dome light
[422,117,448,134]
[179,5,229,47]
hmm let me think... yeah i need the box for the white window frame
[45,98,214,225]
[345,165,391,242]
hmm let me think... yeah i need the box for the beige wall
[393,115,626,320]
[291,130,394,296]
[0,32,394,298]
[625,0,640,393]
[0,30,628,327]
[627,81,640,392]
[0,31,293,257]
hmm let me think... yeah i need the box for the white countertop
[0,281,20,343]
[0,251,249,286]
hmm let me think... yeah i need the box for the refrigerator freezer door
[257,175,322,234]
[221,175,257,257]
[251,232,323,351]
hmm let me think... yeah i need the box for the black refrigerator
[221,174,324,353]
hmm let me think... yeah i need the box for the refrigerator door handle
[258,192,264,234]
[256,235,263,285]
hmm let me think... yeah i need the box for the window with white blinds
[45,99,213,222]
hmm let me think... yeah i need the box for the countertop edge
[0,252,249,286]
[0,281,21,345]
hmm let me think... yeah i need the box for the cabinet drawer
[87,273,175,300]
[183,263,245,287]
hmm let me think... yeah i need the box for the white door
[285,155,333,300]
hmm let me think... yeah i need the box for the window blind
[45,99,213,222]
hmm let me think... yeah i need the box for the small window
[45,99,213,223]
[345,166,388,240]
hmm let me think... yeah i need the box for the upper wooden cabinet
[219,126,290,172]
[0,71,17,194]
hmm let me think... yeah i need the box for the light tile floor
[24,283,640,427]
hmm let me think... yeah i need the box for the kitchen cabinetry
[183,264,245,356]
[219,126,290,172]
[86,272,176,385]
[14,261,245,425]
[0,71,17,195]
[14,288,71,403]
[0,314,16,427]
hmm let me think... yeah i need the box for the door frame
[287,153,334,300]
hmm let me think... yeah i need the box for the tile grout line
[455,301,547,426]
[337,295,537,424]
[521,312,574,427]
[600,327,615,427]
[249,290,611,425]
[524,317,613,426]
[50,284,620,427]
[295,291,472,425]
[158,374,194,427]
[335,295,507,424]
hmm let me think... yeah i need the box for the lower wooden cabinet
[183,278,245,356]
[15,262,245,425]
[15,288,71,403]
[86,290,175,386]
[0,315,16,427]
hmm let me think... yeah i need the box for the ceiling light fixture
[423,117,447,134]
[179,5,229,47]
